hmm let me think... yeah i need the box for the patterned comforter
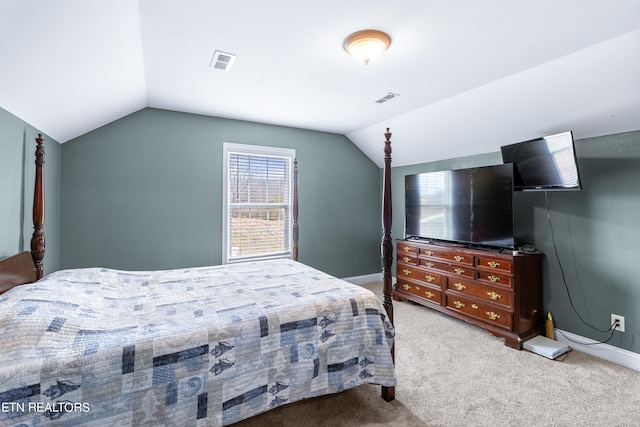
[0,259,395,426]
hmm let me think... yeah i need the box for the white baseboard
[555,329,640,372]
[341,272,382,285]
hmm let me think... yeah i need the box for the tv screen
[500,131,582,191]
[405,164,514,249]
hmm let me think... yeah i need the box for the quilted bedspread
[0,259,395,426]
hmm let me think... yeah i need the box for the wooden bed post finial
[381,128,395,402]
[31,133,45,280]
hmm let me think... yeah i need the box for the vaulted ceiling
[1,1,639,166]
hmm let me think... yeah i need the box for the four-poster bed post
[292,158,299,262]
[381,128,395,402]
[31,133,45,280]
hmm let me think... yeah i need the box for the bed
[0,130,396,426]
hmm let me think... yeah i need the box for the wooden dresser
[394,239,543,349]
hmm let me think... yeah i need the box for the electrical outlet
[611,314,625,332]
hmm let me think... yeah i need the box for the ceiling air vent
[210,50,236,71]
[375,92,400,104]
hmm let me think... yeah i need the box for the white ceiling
[1,0,639,167]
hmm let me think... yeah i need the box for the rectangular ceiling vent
[210,50,236,71]
[375,92,400,104]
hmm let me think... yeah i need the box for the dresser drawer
[397,279,441,304]
[398,243,418,256]
[476,256,513,274]
[419,247,474,265]
[398,254,418,265]
[418,247,439,258]
[477,270,513,288]
[418,259,474,279]
[419,254,474,278]
[446,295,512,330]
[446,277,514,308]
[398,264,442,286]
[419,258,449,271]
[418,246,453,261]
[436,251,474,266]
[441,263,474,279]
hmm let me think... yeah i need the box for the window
[223,143,296,263]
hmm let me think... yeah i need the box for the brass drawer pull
[453,301,465,309]
[488,275,500,282]
[402,284,410,291]
[403,256,411,263]
[454,268,465,275]
[454,255,465,262]
[402,269,411,276]
[453,282,466,291]
[486,311,501,320]
[425,275,436,282]
[487,291,502,301]
[425,291,435,299]
[424,250,434,256]
[403,246,412,252]
[424,261,434,268]
[487,261,500,268]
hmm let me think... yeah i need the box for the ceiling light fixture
[343,29,391,65]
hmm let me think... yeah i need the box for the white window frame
[222,142,296,264]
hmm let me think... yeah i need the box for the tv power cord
[556,320,620,346]
[545,191,619,340]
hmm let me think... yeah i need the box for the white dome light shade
[343,30,391,65]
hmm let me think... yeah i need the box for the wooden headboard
[0,251,38,295]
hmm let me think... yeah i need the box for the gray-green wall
[390,130,640,354]
[0,106,61,273]
[60,108,382,278]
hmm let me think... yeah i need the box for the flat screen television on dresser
[404,164,515,249]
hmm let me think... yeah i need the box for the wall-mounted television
[404,164,515,249]
[500,131,582,191]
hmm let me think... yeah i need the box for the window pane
[229,207,288,258]
[229,154,290,205]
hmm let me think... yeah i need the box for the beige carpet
[233,281,640,426]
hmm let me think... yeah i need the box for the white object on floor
[523,335,569,359]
